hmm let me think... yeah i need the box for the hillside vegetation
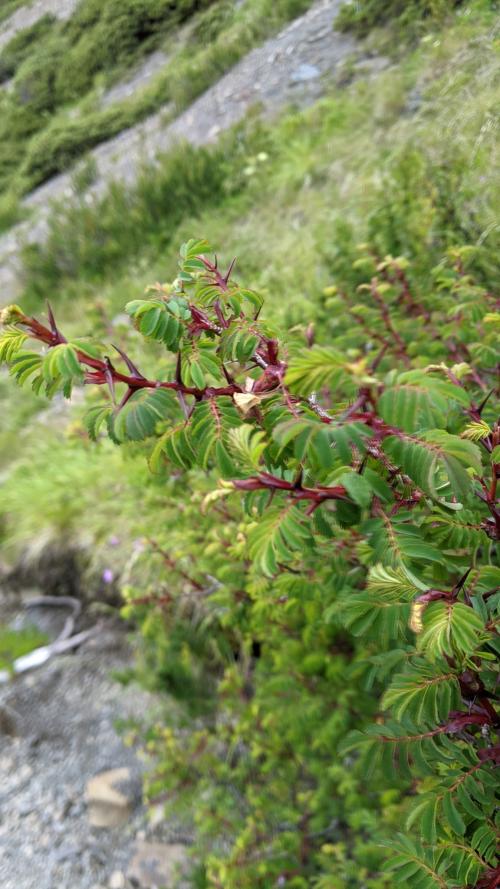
[0,0,315,203]
[0,1,498,887]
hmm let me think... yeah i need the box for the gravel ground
[0,613,188,889]
[0,0,379,299]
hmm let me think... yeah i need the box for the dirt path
[0,0,367,299]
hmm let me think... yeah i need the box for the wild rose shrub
[1,239,498,888]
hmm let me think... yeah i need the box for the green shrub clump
[0,0,218,192]
[14,0,214,109]
[0,14,56,83]
[1,231,498,888]
[336,0,464,36]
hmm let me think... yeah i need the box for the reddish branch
[369,279,410,365]
[378,712,493,745]
[475,866,500,889]
[10,304,284,408]
[12,252,289,413]
[147,538,205,591]
[7,290,499,537]
[233,471,349,513]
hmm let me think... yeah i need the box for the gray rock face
[290,62,321,82]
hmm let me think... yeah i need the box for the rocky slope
[0,0,379,299]
[0,611,189,889]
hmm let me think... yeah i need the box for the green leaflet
[378,372,470,433]
[84,404,114,441]
[219,322,260,363]
[188,396,241,468]
[441,791,466,836]
[227,289,263,315]
[418,601,485,659]
[384,835,483,888]
[177,239,212,282]
[340,564,421,641]
[339,720,445,781]
[247,503,312,576]
[70,339,102,361]
[179,238,211,260]
[337,470,373,508]
[125,297,189,350]
[42,343,84,383]
[214,438,238,479]
[363,512,444,567]
[471,824,498,866]
[149,422,194,470]
[8,350,43,386]
[274,417,371,467]
[382,662,461,725]
[0,327,28,362]
[112,388,174,442]
[284,345,351,394]
[383,431,482,501]
[17,341,85,398]
[228,424,268,473]
[422,509,488,551]
[181,340,222,388]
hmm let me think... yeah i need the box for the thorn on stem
[476,390,494,417]
[46,301,57,335]
[224,257,236,284]
[113,344,145,379]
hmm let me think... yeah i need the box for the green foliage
[384,835,485,888]
[417,600,486,659]
[56,0,215,103]
[22,141,233,293]
[11,0,214,113]
[0,14,56,83]
[382,660,461,724]
[1,232,498,889]
[336,0,464,38]
[341,564,421,641]
[0,0,219,190]
[0,190,25,233]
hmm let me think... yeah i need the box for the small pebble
[109,872,125,889]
